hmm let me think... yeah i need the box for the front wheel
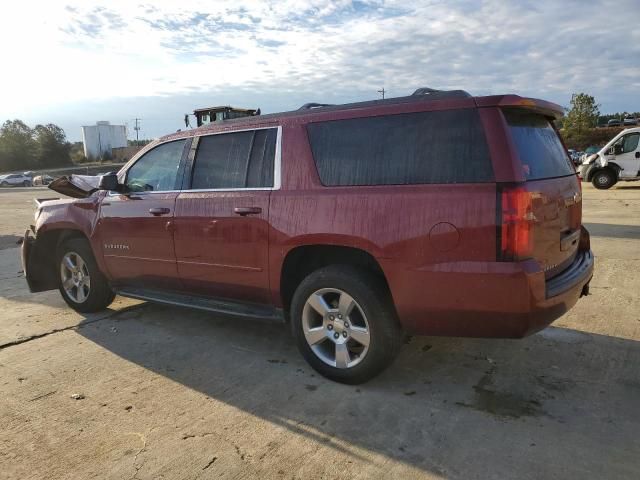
[592,170,616,189]
[57,238,115,313]
[291,265,403,384]
[0,181,8,187]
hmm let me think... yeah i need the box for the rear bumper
[387,228,594,338]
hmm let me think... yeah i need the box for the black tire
[592,169,616,189]
[290,265,403,384]
[0,181,8,187]
[56,237,115,313]
[23,180,30,187]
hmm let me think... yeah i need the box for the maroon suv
[22,88,593,383]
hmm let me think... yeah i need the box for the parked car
[22,88,593,384]
[578,127,640,188]
[0,173,32,187]
[32,175,54,186]
[607,119,622,127]
[623,117,638,126]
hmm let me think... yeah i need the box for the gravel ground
[0,183,639,480]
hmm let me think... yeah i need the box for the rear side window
[306,109,493,186]
[191,128,277,189]
[504,110,574,180]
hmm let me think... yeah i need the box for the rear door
[97,139,188,290]
[503,109,581,277]
[173,127,279,304]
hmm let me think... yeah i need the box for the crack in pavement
[202,456,218,470]
[0,303,148,352]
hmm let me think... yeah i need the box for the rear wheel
[22,180,30,187]
[291,265,403,384]
[592,169,616,189]
[57,238,115,313]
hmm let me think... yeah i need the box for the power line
[133,118,141,145]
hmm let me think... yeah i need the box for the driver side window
[125,140,186,192]
[621,133,640,153]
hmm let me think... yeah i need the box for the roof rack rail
[298,102,335,110]
[412,87,471,98]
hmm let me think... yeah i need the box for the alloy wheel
[302,288,371,368]
[60,251,91,303]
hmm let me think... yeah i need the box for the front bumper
[21,229,58,293]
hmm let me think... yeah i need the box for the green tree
[563,93,600,147]
[0,120,36,171]
[33,123,72,168]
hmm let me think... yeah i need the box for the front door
[612,132,640,178]
[173,127,279,304]
[97,139,188,290]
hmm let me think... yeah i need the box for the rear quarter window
[504,109,575,180]
[306,109,493,186]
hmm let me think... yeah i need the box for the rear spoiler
[475,95,564,120]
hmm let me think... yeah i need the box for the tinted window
[126,140,186,192]
[504,110,574,180]
[306,109,493,186]
[191,128,277,189]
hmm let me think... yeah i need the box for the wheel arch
[278,244,391,317]
[587,165,618,182]
[25,228,93,293]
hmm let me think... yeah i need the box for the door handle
[635,151,639,158]
[149,207,171,216]
[234,206,262,216]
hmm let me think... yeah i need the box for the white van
[578,127,640,189]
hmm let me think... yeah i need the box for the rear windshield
[307,109,493,186]
[504,109,575,180]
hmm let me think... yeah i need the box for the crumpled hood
[48,174,101,198]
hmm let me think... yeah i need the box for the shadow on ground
[584,223,640,240]
[0,235,22,251]
[76,303,640,479]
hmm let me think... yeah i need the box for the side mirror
[98,173,119,191]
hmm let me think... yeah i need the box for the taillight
[498,185,534,261]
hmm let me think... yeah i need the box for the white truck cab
[578,127,640,189]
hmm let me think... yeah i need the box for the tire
[592,169,616,189]
[290,265,403,384]
[1,182,8,187]
[23,180,30,187]
[57,237,115,313]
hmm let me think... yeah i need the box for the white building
[81,121,127,160]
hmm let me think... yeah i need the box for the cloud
[0,0,638,139]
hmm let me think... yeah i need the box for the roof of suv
[160,88,564,143]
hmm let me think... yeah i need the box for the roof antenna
[377,87,385,99]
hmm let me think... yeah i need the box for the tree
[33,123,72,168]
[563,93,600,147]
[0,120,36,171]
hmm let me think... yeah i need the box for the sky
[1,0,639,142]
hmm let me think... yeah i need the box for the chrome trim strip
[176,259,262,271]
[111,126,282,196]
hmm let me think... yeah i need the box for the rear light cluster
[498,185,534,261]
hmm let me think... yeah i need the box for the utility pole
[133,118,141,146]
[377,87,385,99]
